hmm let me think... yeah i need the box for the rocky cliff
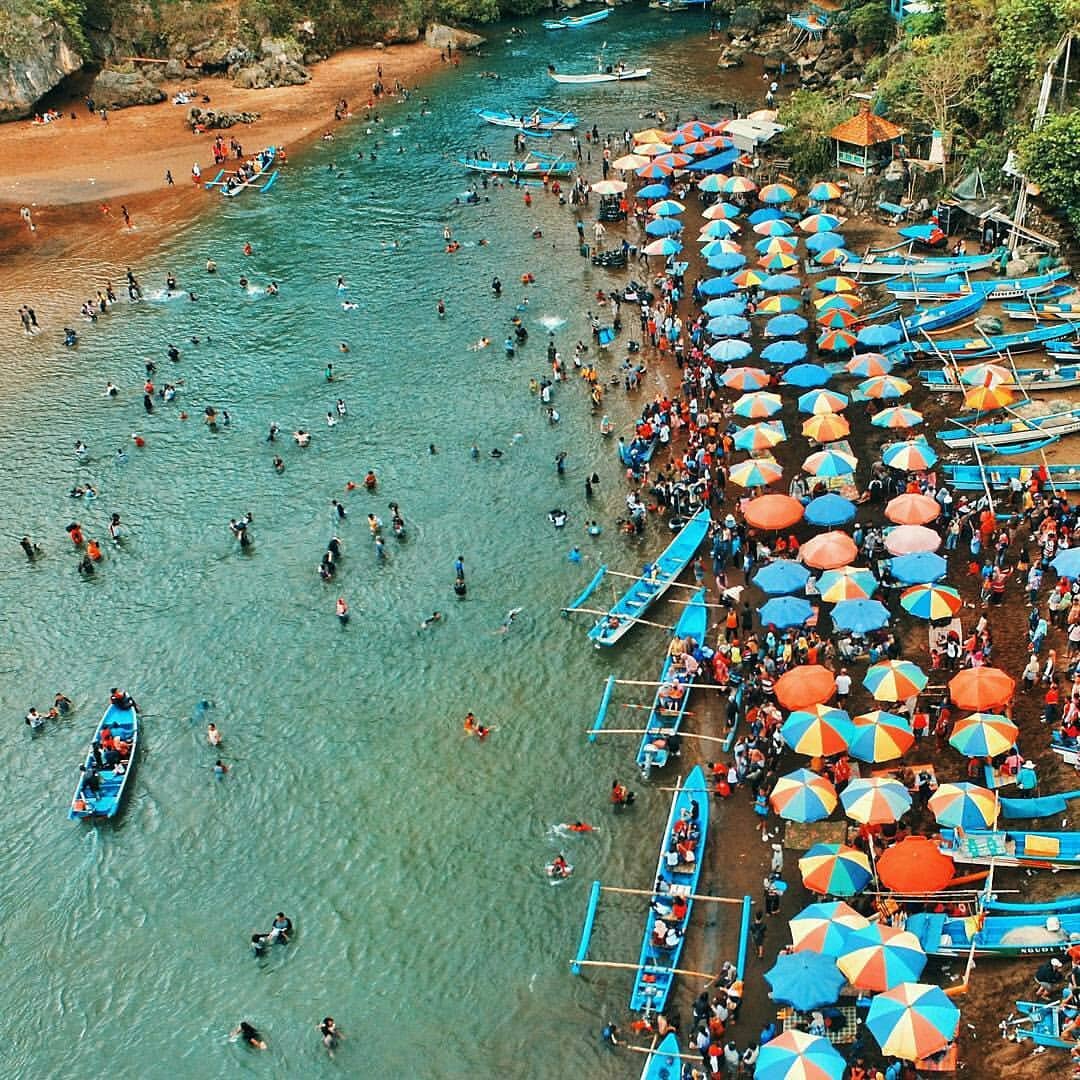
[0,12,84,120]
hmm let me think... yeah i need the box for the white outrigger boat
[548,60,651,84]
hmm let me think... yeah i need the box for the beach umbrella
[802,413,851,444]
[959,362,1012,387]
[818,306,859,329]
[849,711,914,763]
[1052,547,1080,579]
[734,391,782,418]
[699,276,738,298]
[612,153,649,171]
[841,777,912,824]
[701,239,741,259]
[763,340,808,365]
[818,329,858,352]
[699,218,741,239]
[707,337,753,361]
[784,364,834,389]
[744,493,804,530]
[702,201,741,220]
[816,293,862,312]
[754,217,795,237]
[803,448,857,478]
[774,665,837,711]
[964,382,1015,411]
[591,179,628,195]
[753,559,811,596]
[863,659,928,701]
[645,217,683,237]
[763,273,801,292]
[882,440,937,471]
[720,366,769,390]
[803,492,856,527]
[633,126,671,144]
[856,323,903,348]
[878,837,955,894]
[756,1031,847,1080]
[765,313,809,338]
[872,406,923,429]
[929,782,999,830]
[890,551,948,585]
[747,207,783,225]
[735,420,787,452]
[859,375,912,399]
[648,198,686,216]
[766,952,846,1012]
[642,238,683,257]
[797,388,848,414]
[885,494,941,526]
[847,352,893,378]
[949,712,1019,757]
[766,951,846,1012]
[814,247,853,267]
[653,152,691,170]
[806,231,846,254]
[697,173,729,193]
[675,139,714,156]
[732,268,767,288]
[800,213,843,233]
[801,532,858,570]
[808,181,844,202]
[759,595,815,630]
[707,314,751,336]
[760,293,803,315]
[866,983,960,1061]
[758,251,800,271]
[899,223,944,241]
[672,120,716,140]
[884,525,941,555]
[756,235,798,255]
[790,899,867,955]
[722,174,758,194]
[838,924,928,991]
[636,182,671,198]
[900,583,962,621]
[636,160,674,178]
[703,296,747,317]
[817,275,859,294]
[760,182,798,204]
[798,847,873,898]
[729,457,784,488]
[832,599,890,634]
[781,706,854,758]
[817,566,877,602]
[635,142,672,158]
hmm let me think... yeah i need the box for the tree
[1017,109,1080,232]
[776,91,851,180]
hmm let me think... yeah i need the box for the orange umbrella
[775,665,837,711]
[744,493,805,531]
[948,667,1016,711]
[963,382,1015,411]
[800,531,859,570]
[802,413,851,443]
[877,837,955,893]
[885,494,941,527]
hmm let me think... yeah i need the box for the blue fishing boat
[457,151,576,178]
[203,168,227,189]
[979,436,1061,456]
[475,107,578,131]
[907,909,1080,957]
[921,364,1080,393]
[69,699,138,820]
[630,765,710,1013]
[880,292,986,345]
[942,463,1080,492]
[636,588,708,777]
[220,147,275,197]
[640,1033,684,1078]
[939,827,1080,870]
[888,268,1072,302]
[1004,299,1080,320]
[842,252,999,278]
[894,319,1080,361]
[1012,1001,1075,1049]
[543,8,611,28]
[587,508,711,647]
[986,892,1080,914]
[937,407,1080,449]
[619,434,659,468]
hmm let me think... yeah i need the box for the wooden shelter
[830,105,905,174]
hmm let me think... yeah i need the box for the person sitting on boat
[79,763,100,795]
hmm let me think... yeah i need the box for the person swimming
[497,607,523,633]
[420,611,443,629]
[336,597,349,624]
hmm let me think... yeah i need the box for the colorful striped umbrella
[928,782,999,829]
[802,412,851,443]
[758,295,802,314]
[636,160,674,178]
[840,777,912,824]
[866,983,960,1060]
[734,391,783,418]
[884,524,942,555]
[642,238,683,257]
[800,212,844,233]
[770,768,838,822]
[872,405,923,429]
[759,595,815,630]
[790,900,868,955]
[757,235,798,254]
[849,710,914,763]
[964,382,1015,411]
[735,421,787,452]
[818,306,859,328]
[676,139,716,155]
[900,583,962,620]
[782,705,853,757]
[756,1030,847,1080]
[803,494,857,529]
[847,352,894,377]
[702,201,741,220]
[744,492,804,530]
[648,198,686,216]
[721,174,758,194]
[863,659,928,701]
[729,457,784,488]
[800,532,858,570]
[632,127,670,144]
[720,366,770,390]
[754,217,795,237]
[798,847,873,898]
[774,664,837,711]
[653,152,692,169]
[758,251,800,271]
[701,238,742,258]
[672,120,716,140]
[948,712,1019,757]
[882,440,937,471]
[753,559,811,596]
[859,375,912,399]
[732,268,767,288]
[759,182,798,204]
[808,181,844,202]
[813,246,852,267]
[699,217,741,239]
[817,566,877,602]
[612,153,649,170]
[697,173,729,193]
[838,925,927,991]
[797,388,848,414]
[959,362,1012,386]
[816,293,862,311]
[803,448,857,478]
[818,329,858,352]
[817,275,859,293]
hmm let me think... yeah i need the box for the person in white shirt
[835,668,852,700]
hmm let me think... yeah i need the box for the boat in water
[542,9,611,28]
[619,434,659,468]
[587,507,710,647]
[457,151,576,178]
[69,697,138,820]
[475,107,578,132]
[636,588,708,778]
[630,765,710,1014]
[640,1033,684,1078]
[214,147,276,197]
[548,61,651,84]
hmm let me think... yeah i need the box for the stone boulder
[90,69,166,110]
[260,36,304,63]
[190,39,252,72]
[231,55,309,89]
[728,5,763,33]
[187,106,260,130]
[424,24,486,52]
[0,14,83,121]
[716,45,746,69]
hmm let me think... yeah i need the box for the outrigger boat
[937,407,1080,449]
[1004,298,1080,320]
[586,508,710,647]
[634,589,708,777]
[640,1033,684,1078]
[943,463,1080,492]
[842,253,999,278]
[1011,1001,1076,1049]
[219,147,276,197]
[69,698,138,820]
[457,150,576,178]
[475,107,578,132]
[939,827,1080,870]
[891,320,1080,361]
[887,268,1073,302]
[921,364,1080,393]
[619,434,659,468]
[906,909,1080,958]
[548,60,651,83]
[883,292,986,340]
[542,8,611,28]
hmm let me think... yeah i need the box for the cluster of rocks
[424,24,486,52]
[186,106,261,130]
[230,37,311,90]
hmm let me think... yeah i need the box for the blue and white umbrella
[784,363,833,388]
[858,323,903,347]
[759,595,815,629]
[805,231,847,253]
[748,207,784,224]
[707,338,754,361]
[753,559,811,595]
[832,599,891,634]
[763,273,801,292]
[764,313,809,338]
[706,251,747,272]
[890,552,948,585]
[636,182,671,199]
[703,297,747,317]
[645,217,683,237]
[707,314,751,336]
[699,276,737,297]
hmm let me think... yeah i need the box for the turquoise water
[0,14,743,1076]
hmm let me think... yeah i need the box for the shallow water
[0,13,753,1076]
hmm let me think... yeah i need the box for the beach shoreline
[0,41,447,349]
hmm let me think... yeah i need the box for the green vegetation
[775,90,851,179]
[1019,109,1080,233]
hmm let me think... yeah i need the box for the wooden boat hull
[69,702,138,820]
[921,365,1080,393]
[844,254,997,278]
[943,463,1080,491]
[888,269,1073,301]
[908,911,1080,957]
[587,509,710,646]
[549,68,651,83]
[938,408,1080,448]
[457,156,576,177]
